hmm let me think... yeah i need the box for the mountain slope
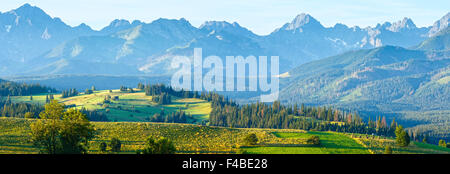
[259,14,431,69]
[0,4,448,77]
[23,18,204,75]
[0,4,97,74]
[416,27,450,51]
[428,12,450,37]
[279,31,450,112]
[139,21,266,74]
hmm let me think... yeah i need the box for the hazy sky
[0,0,448,35]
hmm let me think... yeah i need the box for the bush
[99,142,107,152]
[138,137,176,154]
[306,136,320,145]
[243,133,258,146]
[24,112,34,119]
[438,140,447,148]
[85,89,93,94]
[236,149,248,154]
[109,138,122,152]
[384,145,392,154]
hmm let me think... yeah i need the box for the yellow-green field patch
[12,90,212,123]
[242,131,371,154]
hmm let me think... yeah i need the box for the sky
[0,0,449,35]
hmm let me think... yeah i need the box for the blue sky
[1,0,448,35]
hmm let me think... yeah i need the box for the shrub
[236,149,248,154]
[243,133,258,146]
[138,137,176,154]
[384,145,392,154]
[99,142,107,152]
[306,135,320,145]
[109,138,122,152]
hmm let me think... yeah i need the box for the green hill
[10,89,211,123]
[1,117,448,154]
[280,45,449,111]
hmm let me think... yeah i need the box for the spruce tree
[395,125,410,147]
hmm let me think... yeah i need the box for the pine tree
[395,125,410,147]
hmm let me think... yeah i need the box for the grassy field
[4,89,450,154]
[10,89,212,123]
[0,117,303,154]
[1,117,448,154]
[242,131,371,154]
[352,133,450,154]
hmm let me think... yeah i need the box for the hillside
[280,45,449,111]
[10,88,211,123]
[416,27,450,51]
[1,117,448,154]
[278,30,450,144]
[280,27,450,111]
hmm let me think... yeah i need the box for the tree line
[61,88,79,98]
[0,80,55,96]
[146,108,191,123]
[207,97,399,137]
[138,83,398,138]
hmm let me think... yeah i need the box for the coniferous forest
[0,81,55,96]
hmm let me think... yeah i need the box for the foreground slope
[1,118,449,154]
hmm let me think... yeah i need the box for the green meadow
[242,131,371,154]
[1,118,448,154]
[10,89,211,123]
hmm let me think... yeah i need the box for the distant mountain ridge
[279,30,450,112]
[0,4,98,74]
[0,4,449,76]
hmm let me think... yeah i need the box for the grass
[0,118,448,154]
[0,117,299,154]
[242,131,371,154]
[10,89,212,123]
[349,133,450,154]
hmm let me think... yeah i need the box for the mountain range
[279,27,450,113]
[1,4,449,76]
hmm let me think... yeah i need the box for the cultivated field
[242,132,371,154]
[1,118,448,154]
